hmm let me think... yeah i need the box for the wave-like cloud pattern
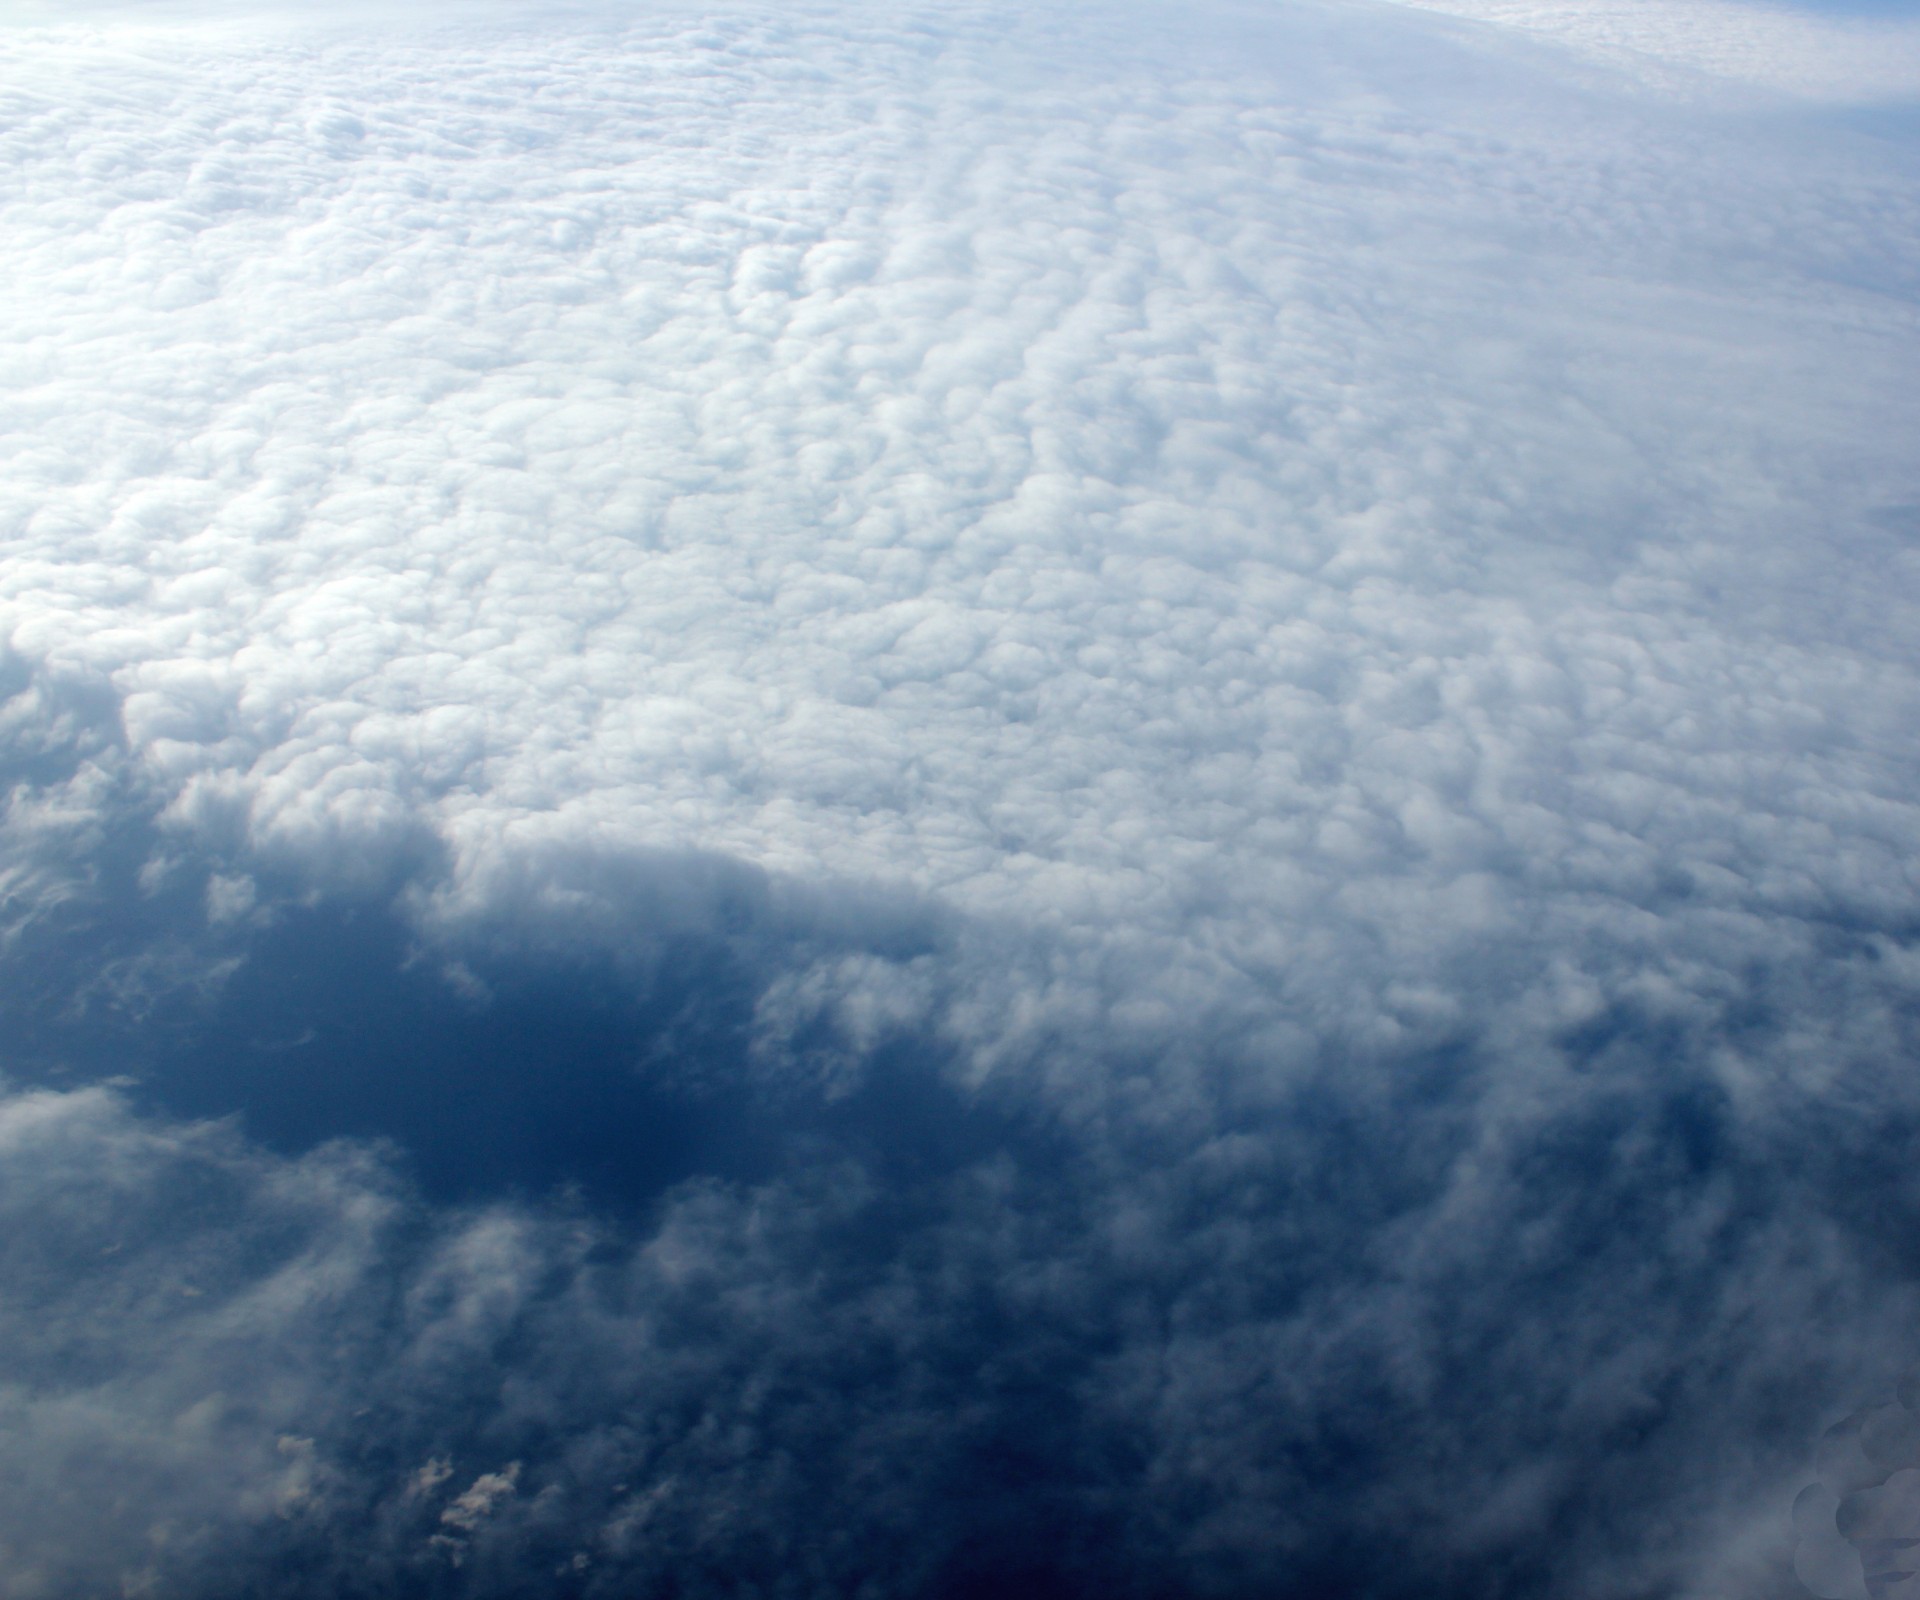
[1,2,1919,1596]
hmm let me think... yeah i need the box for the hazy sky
[1,1,1918,1596]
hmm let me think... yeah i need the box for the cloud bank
[1386,0,1920,101]
[1,0,1918,1595]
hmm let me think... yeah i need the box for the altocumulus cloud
[1,0,1919,1595]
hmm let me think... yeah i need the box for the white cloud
[0,0,1916,1088]
[1383,0,1920,102]
[0,0,1917,1593]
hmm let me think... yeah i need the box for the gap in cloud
[137,898,791,1210]
[145,894,1033,1210]
[0,805,1034,1213]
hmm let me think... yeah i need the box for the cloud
[0,0,1917,1594]
[4,0,1918,1075]
[0,972,1913,1599]
[1382,0,1920,102]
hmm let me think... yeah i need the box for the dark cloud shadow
[0,792,1040,1215]
[139,898,788,1208]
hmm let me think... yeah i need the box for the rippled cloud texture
[2,0,1919,1595]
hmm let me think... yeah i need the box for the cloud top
[1385,0,1920,101]
[0,1,1917,1595]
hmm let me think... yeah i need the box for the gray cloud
[0,942,1914,1599]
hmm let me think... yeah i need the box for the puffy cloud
[3,0,1917,1087]
[0,0,1917,1594]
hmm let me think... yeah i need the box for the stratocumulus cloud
[0,0,1918,1595]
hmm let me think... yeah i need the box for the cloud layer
[1,1,1919,1595]
[1388,0,1920,101]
